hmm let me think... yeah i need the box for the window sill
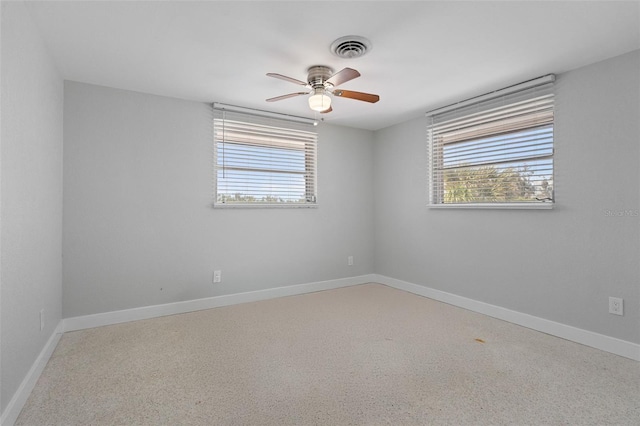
[213,203,318,209]
[429,202,554,210]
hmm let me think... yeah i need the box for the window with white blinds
[427,76,555,208]
[213,107,317,207]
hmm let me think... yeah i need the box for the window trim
[428,202,553,210]
[212,103,318,209]
[427,75,555,209]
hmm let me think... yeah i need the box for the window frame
[212,105,318,209]
[427,75,555,209]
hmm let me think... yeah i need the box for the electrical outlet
[347,256,354,266]
[40,309,45,331]
[609,297,623,316]
[213,270,222,283]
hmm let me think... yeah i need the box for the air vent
[330,36,372,59]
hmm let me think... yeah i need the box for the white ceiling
[25,1,640,130]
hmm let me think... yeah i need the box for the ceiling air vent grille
[330,36,372,59]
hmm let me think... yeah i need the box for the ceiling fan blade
[333,89,380,103]
[320,106,333,114]
[266,92,310,102]
[266,73,308,86]
[326,67,360,87]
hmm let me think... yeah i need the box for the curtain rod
[425,74,555,117]
[213,102,316,125]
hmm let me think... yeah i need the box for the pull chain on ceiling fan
[266,66,380,113]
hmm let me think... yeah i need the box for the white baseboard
[63,274,377,332]
[1,322,64,426]
[374,274,640,362]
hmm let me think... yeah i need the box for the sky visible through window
[217,142,307,202]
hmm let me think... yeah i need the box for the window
[213,106,317,207]
[427,75,555,208]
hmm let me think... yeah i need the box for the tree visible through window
[428,78,554,207]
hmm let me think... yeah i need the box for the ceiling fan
[266,66,380,113]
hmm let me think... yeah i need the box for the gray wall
[1,1,64,412]
[63,82,375,317]
[373,50,640,344]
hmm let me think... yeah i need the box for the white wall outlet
[213,270,222,283]
[608,297,623,316]
[40,309,45,331]
[347,255,354,266]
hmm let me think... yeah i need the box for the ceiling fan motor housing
[307,66,334,88]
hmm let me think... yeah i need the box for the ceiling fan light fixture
[308,89,332,112]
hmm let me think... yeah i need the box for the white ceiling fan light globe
[308,91,331,112]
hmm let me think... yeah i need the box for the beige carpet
[16,284,640,425]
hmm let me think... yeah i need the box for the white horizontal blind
[428,79,554,207]
[213,108,317,206]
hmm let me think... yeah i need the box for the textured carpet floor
[16,283,640,425]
